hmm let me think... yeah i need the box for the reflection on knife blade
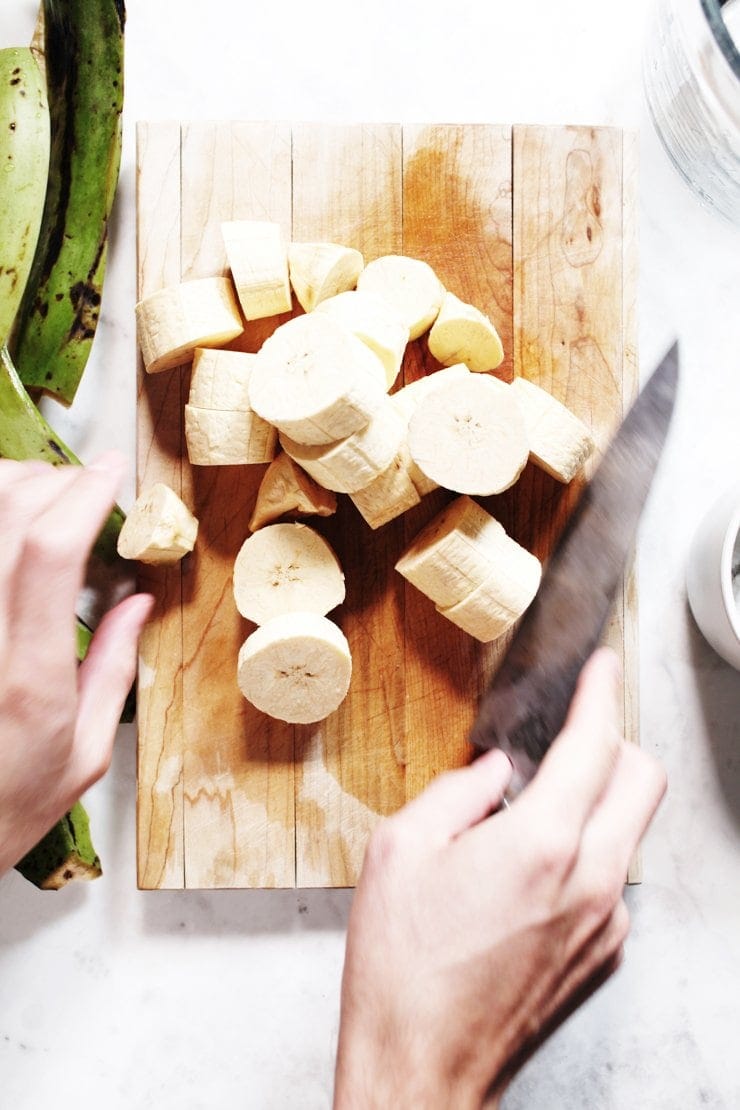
[469,343,679,796]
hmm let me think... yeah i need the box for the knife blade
[468,343,679,795]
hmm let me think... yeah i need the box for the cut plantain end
[407,375,529,496]
[117,483,198,565]
[237,612,352,724]
[233,522,345,625]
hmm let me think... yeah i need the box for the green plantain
[15,802,102,890]
[0,47,50,345]
[0,344,124,562]
[10,0,125,404]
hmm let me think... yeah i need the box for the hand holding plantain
[0,454,151,879]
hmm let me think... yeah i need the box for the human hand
[0,455,153,877]
[334,648,666,1109]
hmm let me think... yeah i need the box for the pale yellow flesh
[188,348,256,411]
[438,549,542,642]
[350,442,421,529]
[396,493,542,640]
[427,291,505,372]
[408,375,529,496]
[288,242,364,312]
[249,452,337,531]
[233,522,345,625]
[511,376,595,482]
[237,612,352,724]
[184,405,277,466]
[357,255,444,340]
[222,220,292,320]
[135,277,244,374]
[396,495,511,609]
[279,398,405,495]
[391,365,471,496]
[117,483,198,565]
[315,289,409,389]
[248,313,386,446]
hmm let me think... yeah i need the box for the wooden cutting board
[135,122,638,890]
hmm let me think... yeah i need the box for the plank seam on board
[177,122,187,888]
[135,120,186,889]
[512,124,637,871]
[623,128,642,885]
[290,121,297,891]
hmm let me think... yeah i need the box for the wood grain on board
[135,122,185,889]
[136,121,639,889]
[179,122,295,889]
[291,125,405,888]
[512,125,640,881]
[401,124,514,800]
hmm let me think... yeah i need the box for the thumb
[394,748,513,848]
[72,593,154,792]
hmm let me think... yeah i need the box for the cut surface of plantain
[427,291,504,372]
[185,347,276,465]
[248,313,386,446]
[221,220,292,320]
[233,522,345,625]
[288,242,364,312]
[188,348,255,410]
[511,377,595,483]
[117,483,198,565]
[135,277,243,375]
[396,495,522,609]
[185,405,276,466]
[408,374,528,496]
[390,363,471,423]
[437,542,542,643]
[350,441,421,529]
[357,255,444,340]
[249,452,337,531]
[280,397,406,495]
[315,289,408,389]
[391,364,470,496]
[237,612,352,725]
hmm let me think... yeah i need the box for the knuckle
[365,817,409,872]
[533,825,579,879]
[86,748,113,790]
[71,743,115,798]
[26,523,82,574]
[629,746,668,803]
[581,872,623,926]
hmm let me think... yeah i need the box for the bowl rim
[701,0,740,81]
[720,499,740,640]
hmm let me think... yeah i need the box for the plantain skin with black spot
[10,1,125,405]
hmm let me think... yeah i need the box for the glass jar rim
[702,0,740,79]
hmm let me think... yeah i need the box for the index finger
[14,452,126,621]
[517,648,624,833]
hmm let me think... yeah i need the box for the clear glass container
[643,0,740,223]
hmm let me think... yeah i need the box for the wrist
[334,1029,485,1110]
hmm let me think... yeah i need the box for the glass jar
[643,0,740,224]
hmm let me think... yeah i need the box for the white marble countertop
[1,1,739,1107]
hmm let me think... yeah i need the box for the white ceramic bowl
[687,483,740,670]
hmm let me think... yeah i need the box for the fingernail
[129,593,155,625]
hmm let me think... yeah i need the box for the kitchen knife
[469,343,679,794]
